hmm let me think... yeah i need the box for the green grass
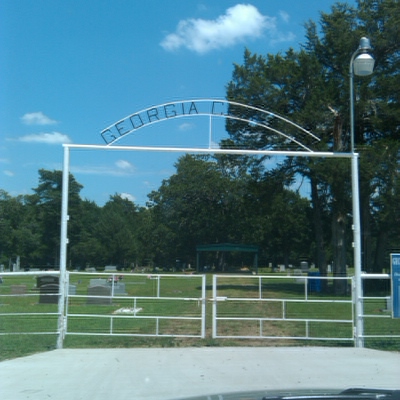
[1,272,399,361]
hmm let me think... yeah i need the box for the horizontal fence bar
[0,271,60,276]
[0,332,59,336]
[213,298,352,303]
[67,314,202,320]
[67,295,203,301]
[215,335,353,341]
[65,332,202,338]
[0,312,60,316]
[216,317,352,323]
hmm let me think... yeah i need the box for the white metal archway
[57,99,363,348]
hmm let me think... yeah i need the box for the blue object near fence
[308,272,321,293]
[391,253,400,318]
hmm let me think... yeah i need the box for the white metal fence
[0,271,62,338]
[0,271,206,347]
[1,271,399,349]
[360,273,400,346]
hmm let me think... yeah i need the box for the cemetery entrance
[57,99,365,348]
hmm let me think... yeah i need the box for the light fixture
[353,37,375,77]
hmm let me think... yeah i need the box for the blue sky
[0,0,355,206]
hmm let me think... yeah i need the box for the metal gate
[63,272,206,340]
[211,274,355,343]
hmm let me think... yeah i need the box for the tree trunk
[374,228,388,273]
[332,211,347,294]
[361,191,373,272]
[310,176,327,291]
[331,111,347,295]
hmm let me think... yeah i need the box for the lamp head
[353,37,375,76]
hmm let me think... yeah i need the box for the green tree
[94,195,140,269]
[68,199,103,269]
[0,190,41,268]
[28,169,83,267]
[148,155,248,268]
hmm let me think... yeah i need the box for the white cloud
[120,192,136,202]
[115,159,135,171]
[70,165,127,176]
[3,170,14,177]
[270,30,296,45]
[17,132,71,144]
[178,122,194,131]
[279,10,290,23]
[70,160,136,177]
[17,132,72,144]
[21,112,57,126]
[160,4,274,54]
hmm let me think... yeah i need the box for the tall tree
[148,155,242,268]
[94,195,140,268]
[28,169,83,267]
[305,0,400,272]
[226,0,400,277]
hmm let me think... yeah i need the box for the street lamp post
[349,37,375,348]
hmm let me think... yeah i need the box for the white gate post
[57,145,70,349]
[351,152,364,347]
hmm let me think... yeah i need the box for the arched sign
[101,99,320,152]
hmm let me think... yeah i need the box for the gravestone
[87,285,112,305]
[90,278,107,287]
[39,284,59,304]
[300,261,309,272]
[37,275,59,304]
[68,284,77,295]
[11,285,27,295]
[111,282,126,295]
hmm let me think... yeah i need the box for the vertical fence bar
[201,274,206,338]
[305,277,308,301]
[212,274,217,338]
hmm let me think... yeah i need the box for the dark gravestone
[39,284,59,304]
[87,285,112,305]
[37,276,59,304]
